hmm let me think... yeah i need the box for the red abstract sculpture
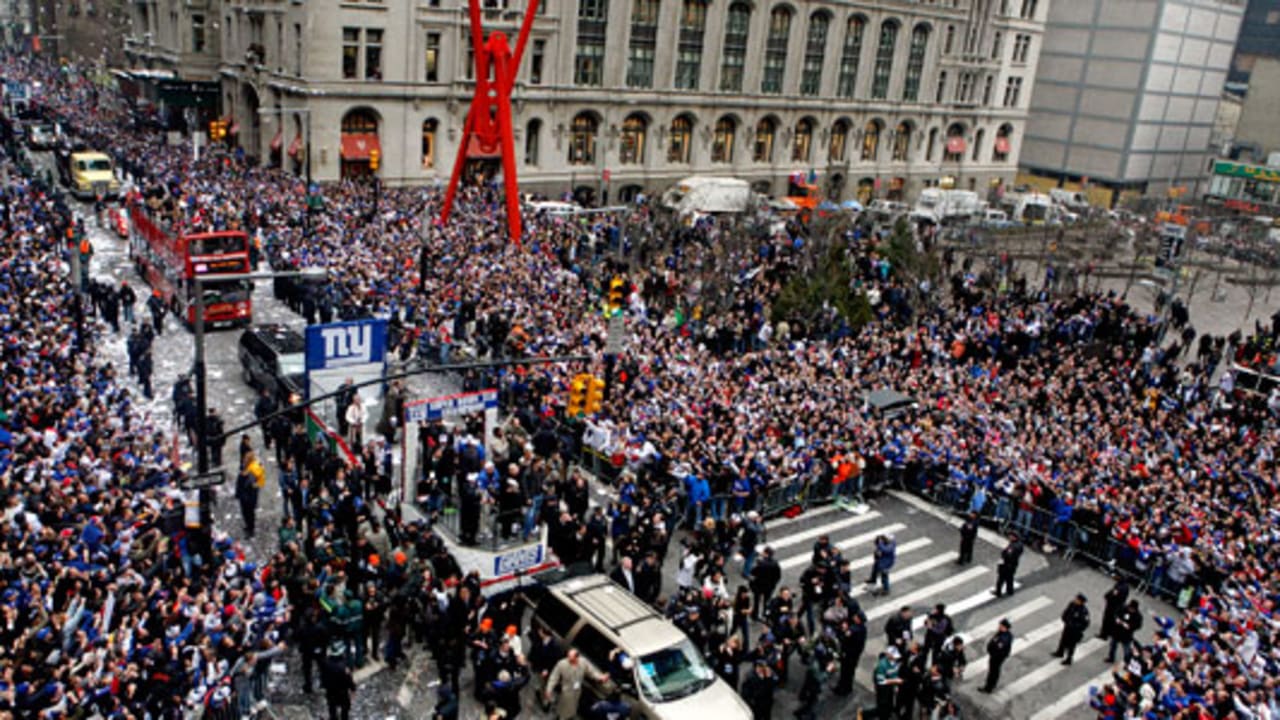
[439,0,540,247]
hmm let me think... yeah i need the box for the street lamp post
[193,267,327,476]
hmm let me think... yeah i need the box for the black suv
[238,324,306,406]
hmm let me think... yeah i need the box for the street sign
[305,318,389,371]
[605,314,626,355]
[494,543,544,576]
[157,80,219,109]
[405,389,499,423]
[181,469,226,490]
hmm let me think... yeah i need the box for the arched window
[893,121,912,161]
[862,119,883,161]
[943,122,966,162]
[712,116,736,163]
[668,115,694,164]
[837,16,865,98]
[524,118,541,166]
[972,128,985,162]
[720,2,752,91]
[569,112,598,165]
[792,118,814,163]
[994,123,1013,162]
[341,108,378,133]
[903,25,930,102]
[753,117,777,163]
[829,119,849,163]
[871,20,898,99]
[620,114,647,165]
[421,118,438,169]
[800,12,830,96]
[762,7,792,94]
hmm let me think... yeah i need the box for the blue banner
[405,389,499,423]
[305,318,388,371]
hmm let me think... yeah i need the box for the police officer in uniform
[957,511,979,565]
[993,532,1022,597]
[980,618,1013,693]
[1052,593,1091,665]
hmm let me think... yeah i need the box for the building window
[926,127,938,161]
[668,115,694,163]
[294,23,303,75]
[792,118,813,163]
[829,120,849,163]
[421,118,437,169]
[862,120,882,161]
[342,28,360,79]
[994,123,1013,162]
[720,3,750,92]
[620,114,647,165]
[991,31,1002,60]
[364,29,382,80]
[530,39,545,84]
[893,121,911,161]
[944,123,965,162]
[525,119,541,165]
[754,117,776,163]
[1020,0,1037,19]
[575,0,608,86]
[936,71,948,103]
[1003,76,1023,107]
[1012,34,1031,64]
[425,32,440,82]
[627,0,658,88]
[902,24,929,102]
[712,116,736,163]
[192,13,206,53]
[837,16,864,98]
[958,72,973,103]
[982,75,994,105]
[871,21,898,99]
[762,7,791,94]
[800,12,829,96]
[972,128,985,162]
[676,0,707,90]
[569,112,598,165]
[944,25,954,54]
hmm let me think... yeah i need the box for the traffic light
[567,373,588,418]
[607,276,626,315]
[369,148,380,171]
[208,120,228,142]
[584,375,606,415]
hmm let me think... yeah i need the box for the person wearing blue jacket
[685,472,711,528]
[866,534,898,595]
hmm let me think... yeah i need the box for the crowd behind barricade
[7,51,1280,719]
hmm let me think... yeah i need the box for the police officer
[993,532,1022,597]
[958,511,979,565]
[980,618,1013,693]
[1052,593,1091,665]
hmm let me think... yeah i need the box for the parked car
[238,324,306,406]
[525,574,752,720]
[25,122,58,150]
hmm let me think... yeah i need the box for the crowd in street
[4,50,1280,720]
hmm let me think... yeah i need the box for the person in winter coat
[119,280,136,323]
[544,649,607,720]
[146,289,166,335]
[1099,580,1130,640]
[1105,599,1143,664]
[980,618,1013,693]
[866,534,897,595]
[235,451,265,538]
[739,661,777,720]
[345,393,367,451]
[1052,593,1091,664]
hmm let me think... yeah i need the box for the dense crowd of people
[4,50,1280,720]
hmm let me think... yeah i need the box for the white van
[527,574,752,720]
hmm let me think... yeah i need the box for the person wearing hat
[980,618,1014,693]
[867,533,897,596]
[873,647,903,720]
[993,532,1023,597]
[957,511,979,565]
[320,649,356,720]
[1053,593,1091,665]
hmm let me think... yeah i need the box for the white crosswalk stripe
[959,595,1056,648]
[908,581,1025,633]
[779,522,907,571]
[863,564,988,619]
[993,638,1108,702]
[764,504,843,532]
[766,511,883,552]
[1027,668,1116,720]
[967,618,1063,678]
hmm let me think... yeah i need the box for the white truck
[1012,192,1057,225]
[1049,188,1089,213]
[660,176,754,225]
[910,189,983,225]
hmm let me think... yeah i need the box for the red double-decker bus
[127,200,253,328]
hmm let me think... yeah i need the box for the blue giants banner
[305,318,388,371]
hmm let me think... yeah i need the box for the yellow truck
[55,146,121,200]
